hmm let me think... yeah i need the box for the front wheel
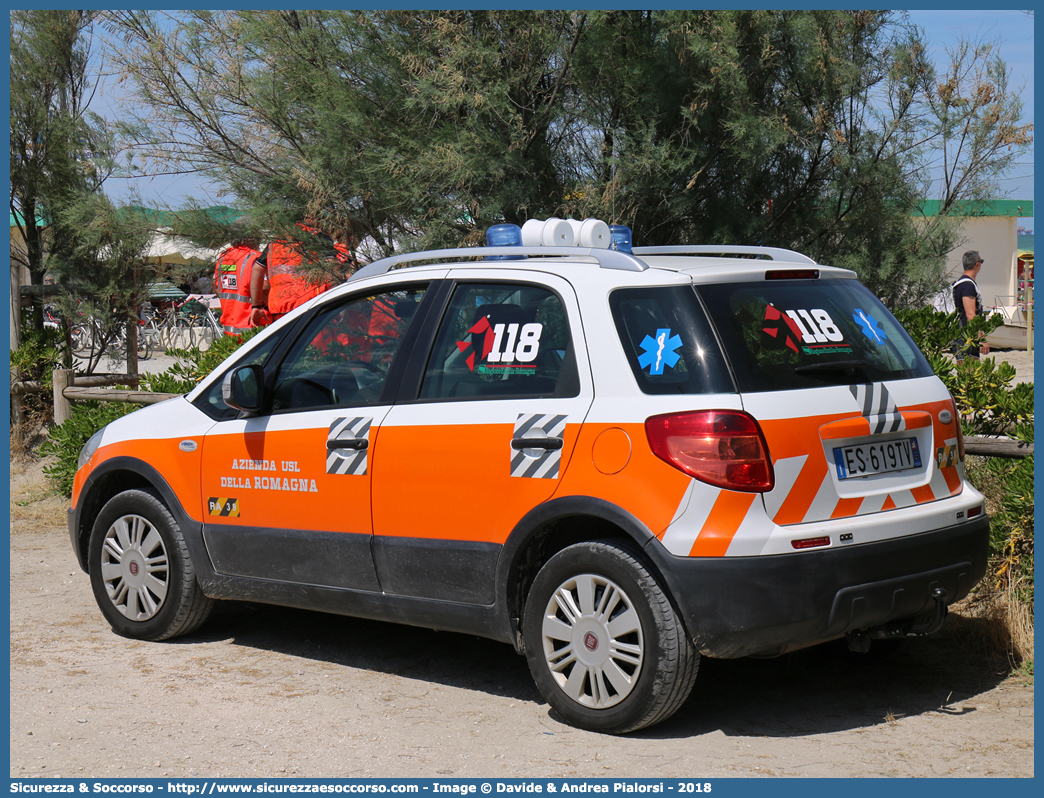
[88,489,213,641]
[522,540,699,734]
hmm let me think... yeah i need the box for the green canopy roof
[146,281,188,300]
[917,199,1033,218]
[11,206,243,228]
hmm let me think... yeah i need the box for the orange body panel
[199,428,371,535]
[760,399,962,526]
[83,438,205,522]
[688,491,758,557]
[557,423,693,540]
[371,423,566,543]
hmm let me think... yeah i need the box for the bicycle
[179,298,223,335]
[141,301,195,349]
[141,298,221,350]
[71,316,150,362]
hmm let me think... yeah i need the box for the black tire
[522,539,699,734]
[88,489,213,641]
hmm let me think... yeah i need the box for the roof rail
[632,245,817,265]
[348,246,649,282]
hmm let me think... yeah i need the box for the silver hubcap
[100,514,169,621]
[540,573,644,709]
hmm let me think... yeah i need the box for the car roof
[348,244,858,285]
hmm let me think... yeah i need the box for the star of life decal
[852,308,887,343]
[637,328,682,375]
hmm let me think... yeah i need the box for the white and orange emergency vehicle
[69,219,989,733]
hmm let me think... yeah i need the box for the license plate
[833,437,922,480]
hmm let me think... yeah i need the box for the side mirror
[222,364,265,416]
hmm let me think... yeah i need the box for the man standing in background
[952,249,990,361]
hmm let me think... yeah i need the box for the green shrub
[11,321,66,424]
[896,306,1034,660]
[39,401,142,496]
[11,321,66,385]
[139,329,263,394]
[895,307,1032,439]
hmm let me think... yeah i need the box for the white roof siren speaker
[522,217,575,247]
[523,217,612,247]
[567,218,611,249]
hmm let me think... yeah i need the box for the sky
[98,8,1036,229]
[905,8,1035,230]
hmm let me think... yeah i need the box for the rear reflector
[766,269,819,280]
[967,505,982,518]
[645,410,774,492]
[792,536,831,550]
[948,394,966,462]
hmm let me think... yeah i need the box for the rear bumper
[643,515,990,658]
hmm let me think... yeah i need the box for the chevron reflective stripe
[510,413,567,479]
[767,449,961,526]
[849,383,905,434]
[326,416,372,475]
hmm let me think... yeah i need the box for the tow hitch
[846,587,950,653]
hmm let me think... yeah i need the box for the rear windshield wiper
[792,359,869,380]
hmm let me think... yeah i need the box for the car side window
[419,282,579,400]
[270,285,428,412]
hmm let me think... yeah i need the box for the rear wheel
[88,489,212,641]
[136,329,151,360]
[522,539,699,734]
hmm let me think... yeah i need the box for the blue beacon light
[485,223,525,260]
[608,224,633,254]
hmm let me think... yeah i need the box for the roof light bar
[609,224,633,254]
[348,245,650,282]
[485,223,525,261]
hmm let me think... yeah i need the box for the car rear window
[609,286,733,395]
[695,278,934,392]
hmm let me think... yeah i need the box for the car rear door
[370,271,594,604]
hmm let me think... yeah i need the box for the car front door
[199,282,432,590]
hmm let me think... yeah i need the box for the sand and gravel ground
[9,452,1034,779]
[12,347,1033,778]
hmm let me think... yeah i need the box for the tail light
[645,410,774,492]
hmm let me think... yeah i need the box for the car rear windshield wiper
[792,359,870,380]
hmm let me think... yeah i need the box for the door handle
[511,437,563,451]
[327,438,368,451]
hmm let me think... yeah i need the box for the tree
[10,10,106,334]
[48,198,154,376]
[917,36,1034,212]
[10,10,154,377]
[103,10,1032,308]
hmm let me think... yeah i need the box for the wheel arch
[71,457,207,576]
[496,495,677,654]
